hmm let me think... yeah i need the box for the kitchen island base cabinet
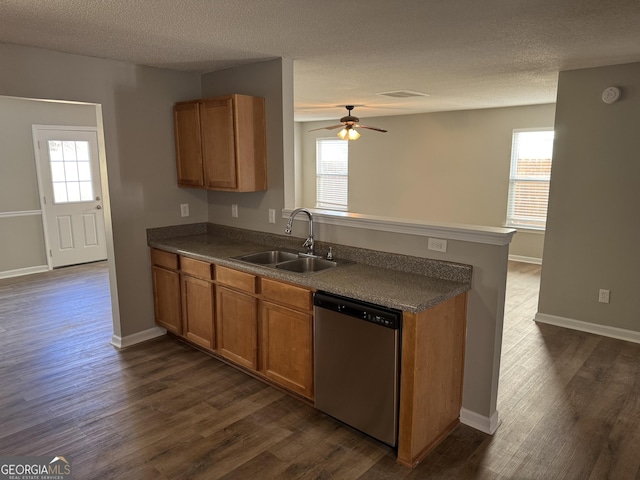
[260,302,313,399]
[152,266,182,335]
[150,248,182,335]
[216,286,258,370]
[148,246,469,469]
[181,275,215,350]
[397,292,468,468]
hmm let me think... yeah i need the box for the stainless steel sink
[275,257,337,274]
[233,250,340,275]
[235,250,298,265]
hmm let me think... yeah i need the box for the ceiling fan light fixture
[338,125,360,141]
[308,106,385,138]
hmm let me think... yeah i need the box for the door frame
[32,124,105,270]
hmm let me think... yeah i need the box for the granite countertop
[148,226,471,313]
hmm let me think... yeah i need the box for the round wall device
[602,86,621,104]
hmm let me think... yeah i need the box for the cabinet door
[201,97,237,190]
[152,266,182,335]
[234,94,267,192]
[174,102,204,187]
[182,275,215,350]
[216,286,258,370]
[260,301,313,399]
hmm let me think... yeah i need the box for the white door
[34,127,107,268]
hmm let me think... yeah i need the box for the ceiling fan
[310,105,388,140]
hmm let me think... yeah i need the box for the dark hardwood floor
[0,261,638,479]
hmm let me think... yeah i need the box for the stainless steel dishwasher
[313,291,402,447]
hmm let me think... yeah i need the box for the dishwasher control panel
[314,292,402,329]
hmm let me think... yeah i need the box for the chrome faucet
[285,208,315,255]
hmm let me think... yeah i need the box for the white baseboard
[111,326,167,349]
[508,255,542,265]
[535,313,640,344]
[460,408,500,434]
[0,265,49,279]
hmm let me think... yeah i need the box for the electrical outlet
[268,209,276,224]
[231,204,238,218]
[180,203,189,217]
[428,237,448,253]
[598,289,610,304]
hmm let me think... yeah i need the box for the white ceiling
[2,0,640,121]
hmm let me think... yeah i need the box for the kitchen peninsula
[148,222,471,467]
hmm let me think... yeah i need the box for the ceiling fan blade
[357,124,388,133]
[308,124,344,132]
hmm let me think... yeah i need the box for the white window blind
[507,129,554,230]
[316,138,348,211]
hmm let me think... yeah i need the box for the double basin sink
[234,250,338,275]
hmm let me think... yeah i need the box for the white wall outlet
[231,204,238,218]
[428,237,448,253]
[598,289,610,304]
[180,203,189,217]
[268,208,276,224]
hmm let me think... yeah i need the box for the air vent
[377,90,430,98]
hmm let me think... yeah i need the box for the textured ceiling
[2,0,640,121]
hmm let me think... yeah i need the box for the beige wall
[300,104,556,260]
[0,97,97,273]
[0,215,47,271]
[0,43,207,337]
[539,62,640,333]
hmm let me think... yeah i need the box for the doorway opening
[0,95,118,342]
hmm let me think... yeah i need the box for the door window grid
[48,140,94,203]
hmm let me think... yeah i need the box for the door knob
[96,205,102,210]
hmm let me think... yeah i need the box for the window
[316,138,348,210]
[506,129,554,230]
[48,140,94,203]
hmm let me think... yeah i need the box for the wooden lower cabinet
[260,301,313,399]
[150,248,469,468]
[151,265,182,335]
[397,292,468,468]
[181,275,215,350]
[216,286,259,370]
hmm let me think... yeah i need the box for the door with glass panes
[34,127,107,268]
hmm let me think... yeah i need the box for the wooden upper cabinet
[201,97,236,189]
[174,101,204,188]
[173,94,267,192]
